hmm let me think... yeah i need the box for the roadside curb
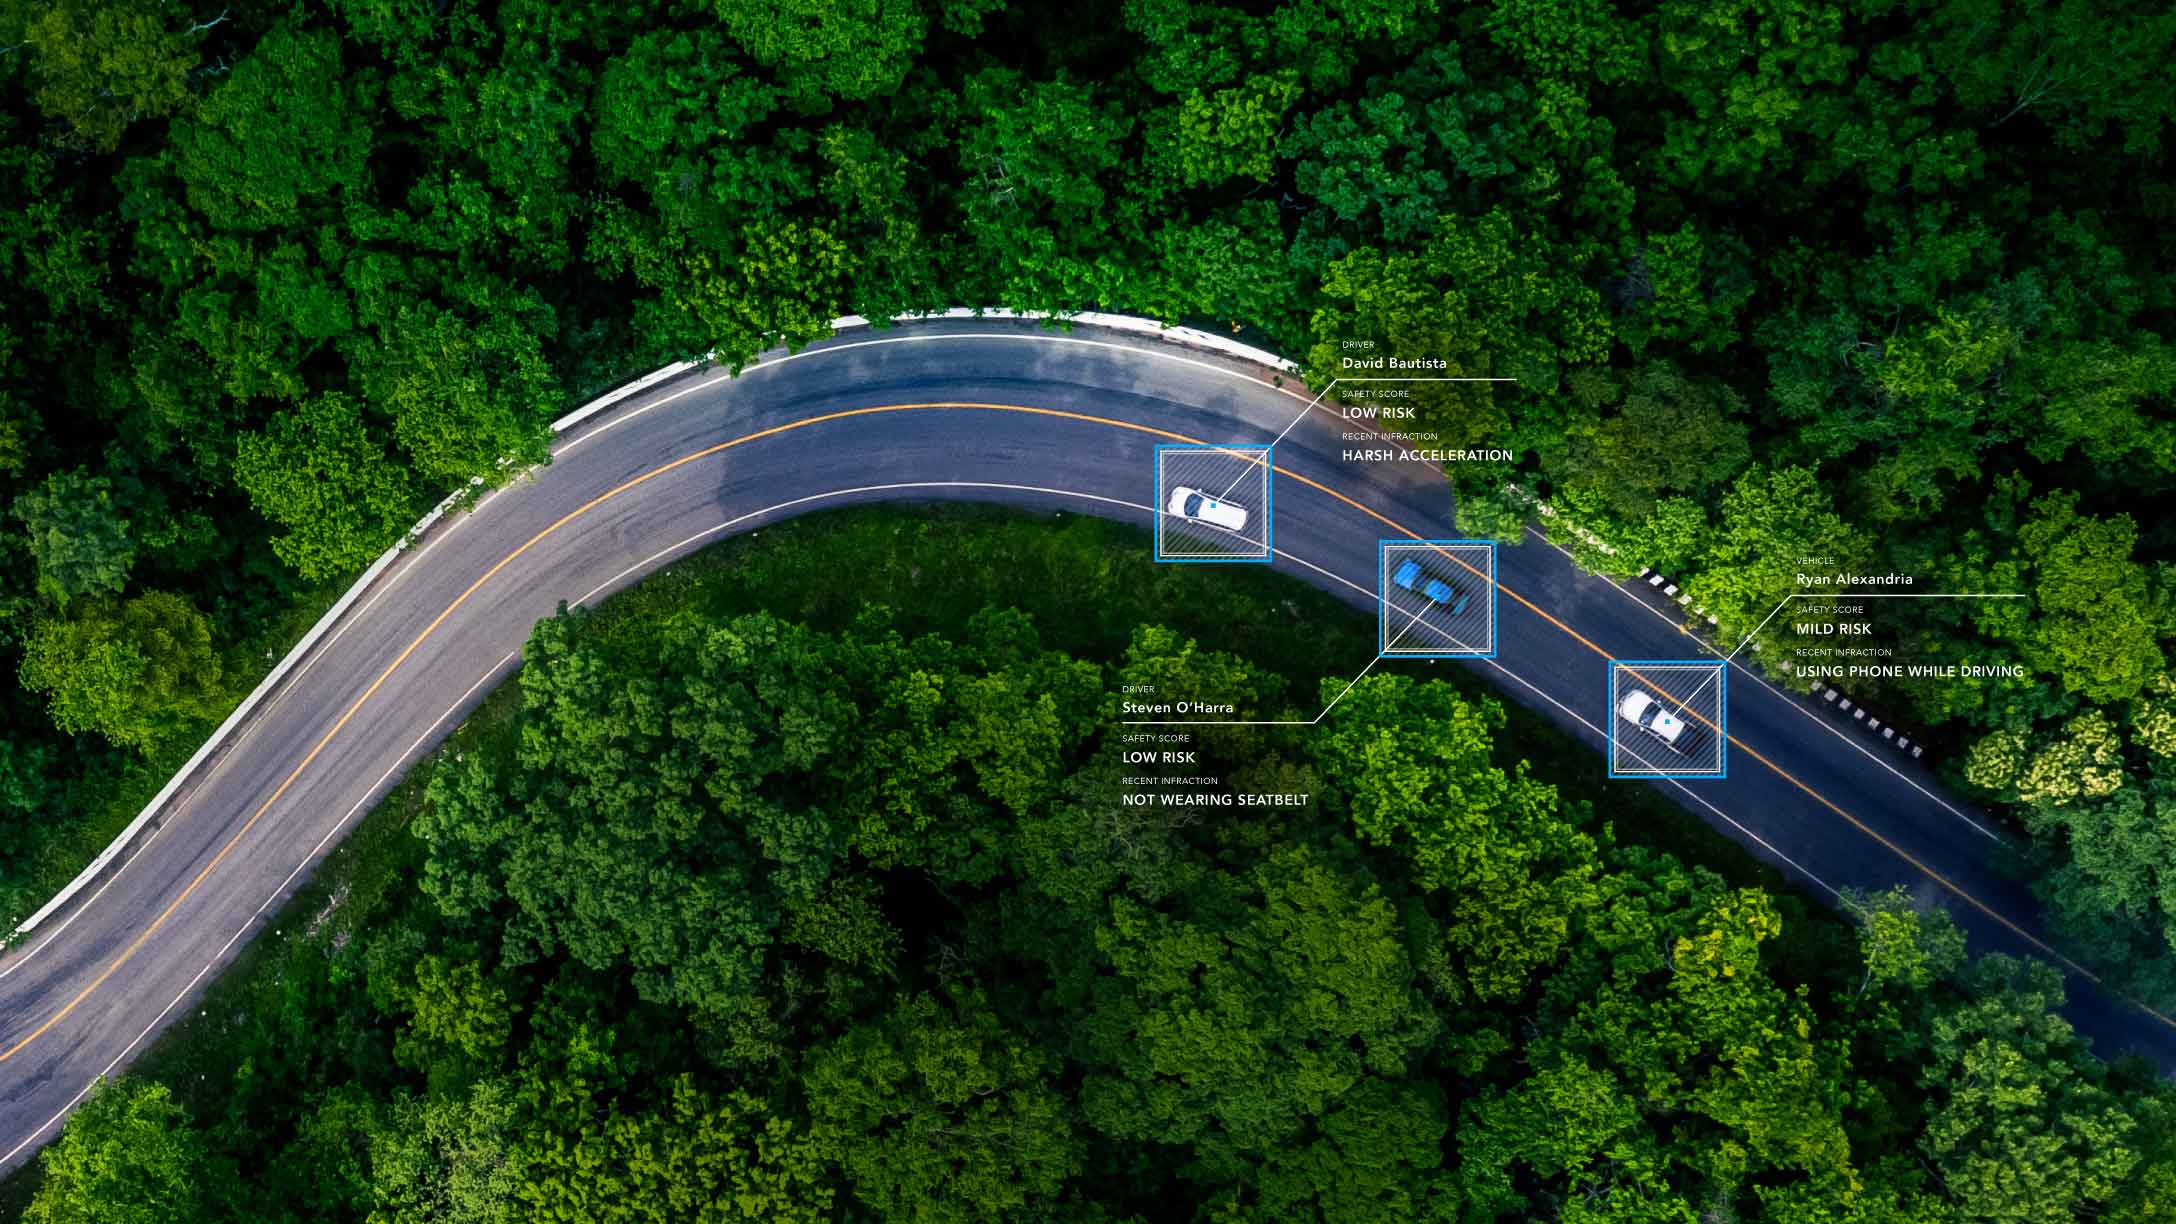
[1633,563,1930,763]
[1518,480,1940,771]
[4,359,729,946]
[831,309,1302,376]
[4,308,1280,948]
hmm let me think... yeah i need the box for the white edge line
[9,311,1313,944]
[0,648,522,1168]
[1269,546,1840,899]
[1521,525,2008,843]
[0,481,1127,1163]
[0,475,1954,1167]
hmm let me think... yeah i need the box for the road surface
[1,316,2167,1169]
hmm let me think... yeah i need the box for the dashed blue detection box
[1607,659,1727,779]
[1377,539,1497,658]
[1153,444,1273,563]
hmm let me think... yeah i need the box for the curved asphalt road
[0,317,2169,1168]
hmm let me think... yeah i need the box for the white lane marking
[547,329,1441,474]
[1521,526,2005,843]
[0,479,1885,1168]
[0,648,524,1169]
[1267,548,1841,901]
[3,325,1385,966]
[0,817,181,981]
[0,644,522,1167]
[550,368,738,458]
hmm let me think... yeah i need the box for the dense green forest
[18,509,2176,1223]
[2,0,2175,1120]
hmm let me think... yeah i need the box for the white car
[1617,688,1688,751]
[1166,486,1249,533]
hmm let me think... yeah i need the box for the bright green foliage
[366,1081,524,1224]
[1691,466,1877,660]
[18,591,223,752]
[348,296,556,486]
[1312,675,1598,998]
[172,24,374,230]
[2016,337,2176,474]
[1284,48,1515,246]
[2016,493,2164,704]
[2134,677,2176,759]
[13,468,136,603]
[1163,76,1300,186]
[16,0,199,152]
[398,955,517,1064]
[807,992,1079,1222]
[26,1080,216,1224]
[1920,958,2140,1223]
[519,1078,836,1224]
[1847,885,1968,995]
[234,394,417,581]
[713,0,925,102]
[2015,712,2128,807]
[2035,784,2176,943]
[591,203,853,364]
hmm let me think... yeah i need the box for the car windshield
[1183,494,1203,517]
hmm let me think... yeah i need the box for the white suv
[1617,688,1688,751]
[1165,486,1249,533]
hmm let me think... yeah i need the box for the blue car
[1392,558,1469,614]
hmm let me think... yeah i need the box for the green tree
[13,468,136,603]
[1691,466,1877,662]
[397,954,517,1065]
[1846,885,1968,995]
[1459,885,1855,1216]
[1545,361,1750,528]
[1073,844,1439,1173]
[713,0,925,102]
[1242,1078,1458,1223]
[17,0,201,152]
[26,1079,218,1224]
[347,295,556,487]
[955,67,1136,308]
[2017,493,2165,704]
[171,23,374,230]
[1920,958,2140,1223]
[234,394,418,581]
[805,991,1079,1223]
[1156,75,1300,187]
[1308,208,1612,445]
[367,1080,524,1224]
[1311,675,1599,999]
[18,591,224,751]
[519,1078,837,1224]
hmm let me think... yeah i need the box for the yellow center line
[1269,451,2137,1001]
[0,400,2159,1060]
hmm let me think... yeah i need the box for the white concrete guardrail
[7,309,1301,944]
